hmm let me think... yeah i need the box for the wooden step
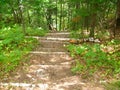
[46,32,70,38]
[30,37,71,41]
[29,53,73,65]
[39,41,68,48]
[34,47,66,52]
[47,32,70,35]
[30,51,69,54]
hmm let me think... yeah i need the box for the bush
[0,25,38,76]
[67,43,120,77]
[105,81,120,90]
[26,27,47,36]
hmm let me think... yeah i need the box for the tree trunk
[67,2,70,29]
[59,0,63,31]
[46,0,53,30]
[90,13,97,37]
[18,0,26,34]
[8,1,18,24]
[116,0,120,37]
[55,0,58,31]
[89,2,98,38]
[27,10,31,25]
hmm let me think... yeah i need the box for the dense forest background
[0,0,120,37]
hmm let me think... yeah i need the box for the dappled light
[0,0,120,90]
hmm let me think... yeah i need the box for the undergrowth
[67,41,120,79]
[105,80,120,90]
[26,27,48,36]
[70,30,89,39]
[0,25,45,76]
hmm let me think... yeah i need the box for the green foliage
[67,43,120,77]
[105,81,120,90]
[0,25,39,76]
[26,27,48,36]
[70,30,89,39]
[108,39,120,45]
[95,30,110,39]
[71,60,84,74]
[70,31,81,39]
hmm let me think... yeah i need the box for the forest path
[0,32,104,90]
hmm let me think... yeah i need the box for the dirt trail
[0,32,105,90]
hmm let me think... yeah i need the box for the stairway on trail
[0,32,104,90]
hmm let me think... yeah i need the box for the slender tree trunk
[55,0,58,31]
[90,13,97,37]
[18,0,26,34]
[46,0,53,30]
[37,10,41,27]
[8,1,18,24]
[20,9,26,34]
[116,0,120,36]
[12,9,17,23]
[67,3,70,30]
[59,0,63,31]
[89,3,98,38]
[46,9,52,30]
[85,2,90,31]
[27,10,31,25]
[62,2,65,31]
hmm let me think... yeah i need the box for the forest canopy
[0,0,120,37]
